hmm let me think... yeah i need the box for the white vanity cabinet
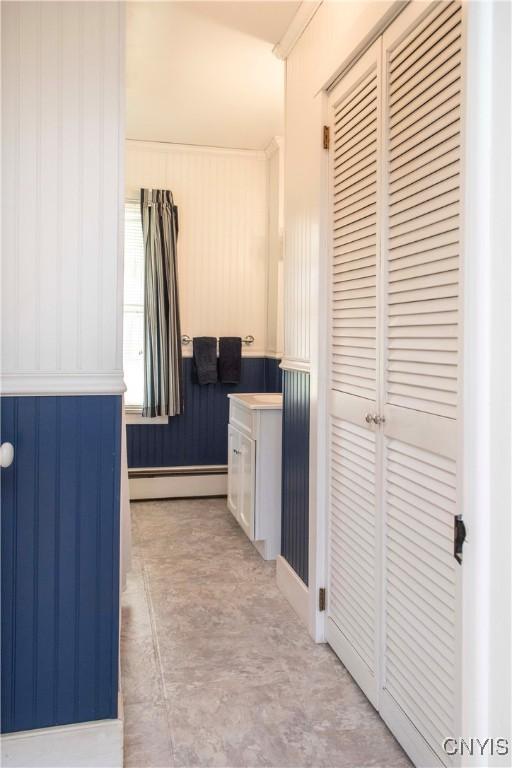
[227,393,282,560]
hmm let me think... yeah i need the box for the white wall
[126,2,287,150]
[1,1,125,395]
[126,139,282,359]
[266,139,284,358]
[282,1,395,371]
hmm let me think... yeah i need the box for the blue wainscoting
[1,395,121,734]
[127,357,282,468]
[281,370,310,585]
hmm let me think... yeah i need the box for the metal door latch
[454,515,466,564]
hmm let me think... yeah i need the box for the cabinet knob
[0,442,14,468]
[364,413,385,426]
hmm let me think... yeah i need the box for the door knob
[0,442,14,468]
[374,415,386,425]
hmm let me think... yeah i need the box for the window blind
[123,201,145,407]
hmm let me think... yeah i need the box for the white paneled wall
[1,1,125,394]
[126,140,280,359]
[283,1,396,371]
[266,139,284,358]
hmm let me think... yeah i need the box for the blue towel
[219,337,242,384]
[192,337,218,385]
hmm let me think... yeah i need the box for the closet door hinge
[454,515,466,564]
[323,125,330,150]
[319,587,326,611]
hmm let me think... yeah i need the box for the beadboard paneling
[1,395,121,734]
[126,141,270,357]
[281,370,310,584]
[266,140,284,358]
[127,357,281,468]
[1,2,124,394]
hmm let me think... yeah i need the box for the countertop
[228,393,283,410]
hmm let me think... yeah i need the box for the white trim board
[0,717,123,768]
[0,372,126,396]
[264,136,283,159]
[181,348,269,359]
[125,138,265,160]
[273,2,323,60]
[129,472,227,500]
[276,555,309,628]
[279,358,311,374]
[125,412,169,425]
[322,1,408,94]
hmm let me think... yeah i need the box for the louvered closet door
[326,41,382,707]
[380,3,463,766]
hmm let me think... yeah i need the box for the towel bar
[181,335,254,346]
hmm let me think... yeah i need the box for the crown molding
[125,138,266,159]
[273,2,323,60]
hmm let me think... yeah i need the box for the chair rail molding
[0,372,126,397]
[279,358,311,374]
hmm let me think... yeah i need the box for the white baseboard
[276,554,309,627]
[129,471,227,500]
[1,716,123,768]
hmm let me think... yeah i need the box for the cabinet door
[380,4,463,765]
[326,39,382,708]
[238,431,255,541]
[227,425,240,519]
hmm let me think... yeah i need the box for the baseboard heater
[128,465,227,500]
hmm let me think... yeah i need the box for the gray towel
[219,337,242,384]
[192,337,218,385]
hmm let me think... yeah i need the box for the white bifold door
[326,3,463,766]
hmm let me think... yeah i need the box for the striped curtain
[141,189,183,417]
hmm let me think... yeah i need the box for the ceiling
[126,2,301,150]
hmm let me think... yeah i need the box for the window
[123,201,145,408]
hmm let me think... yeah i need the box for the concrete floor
[121,498,410,768]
